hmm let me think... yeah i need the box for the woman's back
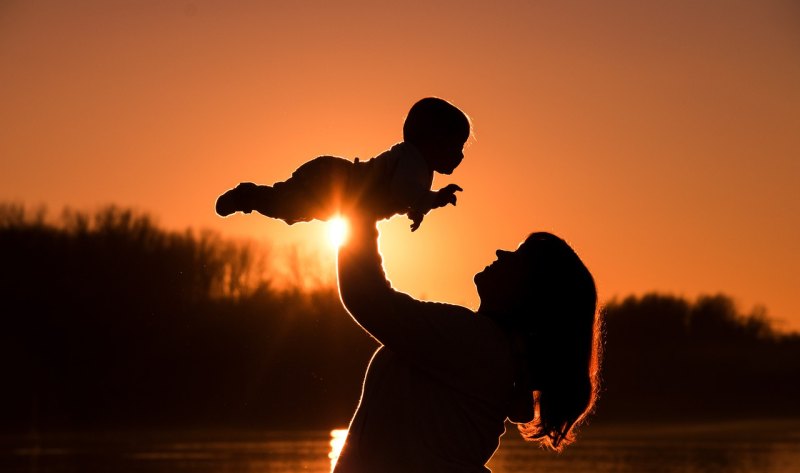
[332,291,516,472]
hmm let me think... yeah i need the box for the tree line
[1,203,797,432]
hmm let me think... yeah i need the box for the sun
[326,216,349,249]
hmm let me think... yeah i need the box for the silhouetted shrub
[599,294,800,422]
[0,204,376,432]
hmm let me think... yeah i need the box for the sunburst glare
[327,216,349,249]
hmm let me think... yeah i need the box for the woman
[334,214,601,473]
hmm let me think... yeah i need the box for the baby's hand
[408,209,424,232]
[433,184,463,209]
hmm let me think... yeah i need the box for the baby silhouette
[215,97,469,231]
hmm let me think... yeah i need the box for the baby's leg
[216,180,317,223]
[255,156,355,224]
[217,157,356,223]
[251,181,312,224]
[290,156,356,221]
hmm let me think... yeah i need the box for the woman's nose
[496,249,512,259]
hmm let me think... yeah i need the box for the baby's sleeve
[390,156,436,213]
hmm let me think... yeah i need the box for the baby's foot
[215,183,256,217]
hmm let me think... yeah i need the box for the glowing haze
[2,1,799,330]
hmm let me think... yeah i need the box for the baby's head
[403,97,471,175]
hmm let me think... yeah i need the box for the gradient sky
[2,1,799,330]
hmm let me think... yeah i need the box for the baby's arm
[387,151,462,230]
[431,184,463,209]
[407,184,463,231]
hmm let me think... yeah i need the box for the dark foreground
[2,419,798,473]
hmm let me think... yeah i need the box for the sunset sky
[2,1,799,330]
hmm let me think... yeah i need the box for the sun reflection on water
[329,429,348,470]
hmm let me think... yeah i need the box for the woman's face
[475,245,530,315]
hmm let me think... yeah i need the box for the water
[2,420,798,472]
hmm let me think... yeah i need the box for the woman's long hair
[507,232,602,451]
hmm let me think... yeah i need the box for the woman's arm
[337,214,512,392]
[336,214,404,339]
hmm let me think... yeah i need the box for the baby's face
[428,137,466,175]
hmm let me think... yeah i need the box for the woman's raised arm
[336,214,402,338]
[336,213,512,395]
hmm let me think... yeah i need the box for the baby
[215,97,469,231]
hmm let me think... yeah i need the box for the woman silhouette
[334,213,601,472]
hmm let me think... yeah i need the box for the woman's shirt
[334,217,516,473]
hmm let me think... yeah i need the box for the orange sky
[2,1,799,331]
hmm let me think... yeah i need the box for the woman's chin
[474,270,489,297]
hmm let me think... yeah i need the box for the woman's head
[475,232,601,451]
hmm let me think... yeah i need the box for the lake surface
[2,420,798,472]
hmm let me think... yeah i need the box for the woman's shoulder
[416,300,515,369]
[413,298,482,327]
[419,299,507,336]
